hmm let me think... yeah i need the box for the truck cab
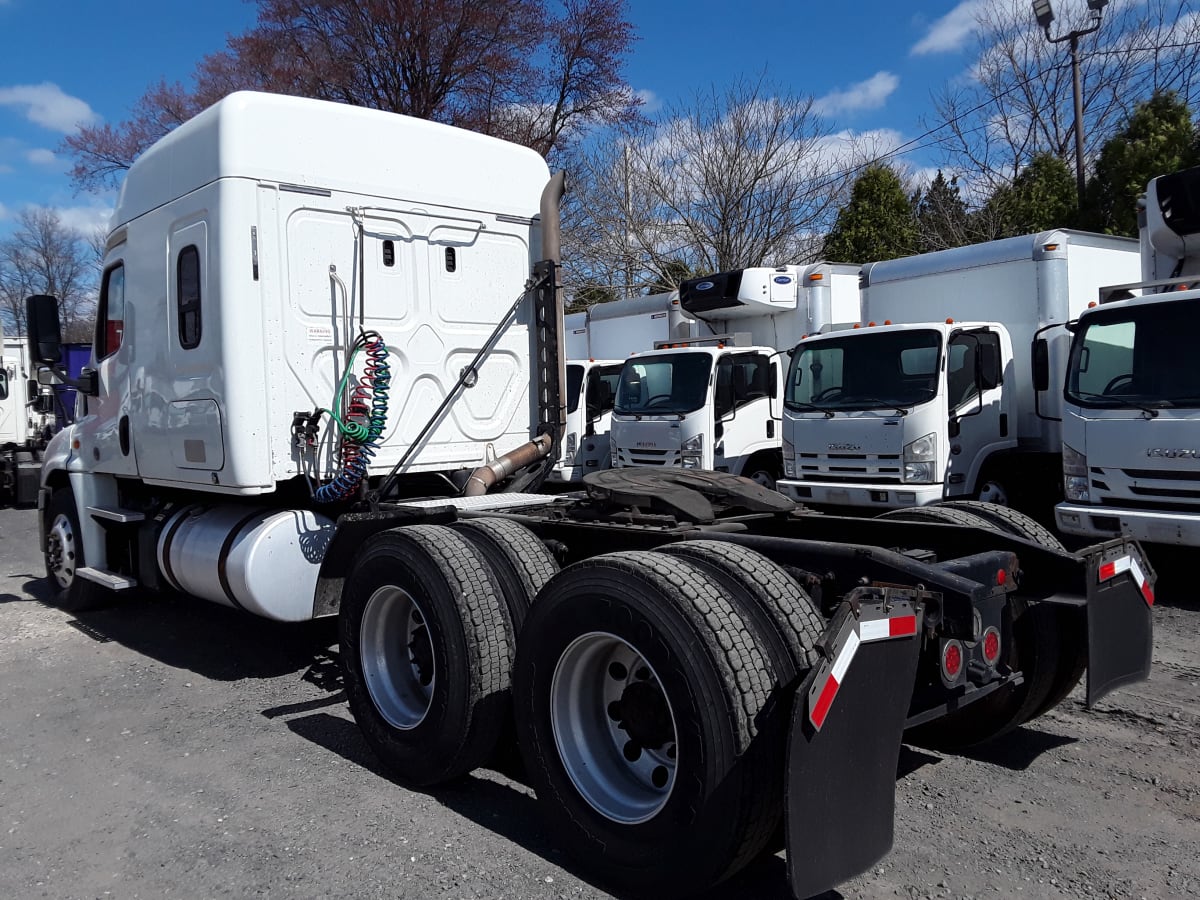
[610,341,784,485]
[778,321,1012,509]
[1056,166,1200,546]
[549,358,623,482]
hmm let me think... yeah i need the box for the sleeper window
[178,245,202,349]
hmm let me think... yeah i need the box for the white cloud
[635,89,662,114]
[0,82,99,133]
[911,0,986,56]
[26,147,56,166]
[0,202,9,221]
[51,203,113,235]
[814,72,900,116]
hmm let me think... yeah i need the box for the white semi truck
[776,233,1139,519]
[27,91,1154,900]
[1,322,55,505]
[1056,167,1200,546]
[609,263,860,487]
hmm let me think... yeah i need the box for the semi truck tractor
[776,232,1139,519]
[27,91,1154,900]
[609,263,860,487]
[1056,166,1200,545]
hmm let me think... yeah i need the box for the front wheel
[44,488,108,611]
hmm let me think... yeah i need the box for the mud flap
[1086,541,1154,707]
[786,599,924,900]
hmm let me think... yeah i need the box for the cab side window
[177,245,202,349]
[96,263,125,360]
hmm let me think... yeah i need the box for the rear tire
[450,517,559,631]
[514,551,780,896]
[44,488,109,612]
[876,504,996,530]
[937,500,1064,551]
[659,540,824,681]
[339,524,513,787]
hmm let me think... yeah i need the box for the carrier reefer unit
[27,92,1153,900]
[777,232,1139,516]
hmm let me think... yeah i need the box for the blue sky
[0,0,999,238]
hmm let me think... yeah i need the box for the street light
[1031,0,1108,202]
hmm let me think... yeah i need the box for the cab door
[944,328,1011,496]
[79,260,138,476]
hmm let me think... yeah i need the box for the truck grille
[617,448,680,467]
[1089,465,1200,511]
[793,452,903,484]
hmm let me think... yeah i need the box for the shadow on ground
[22,578,339,681]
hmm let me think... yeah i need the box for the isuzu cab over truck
[776,233,1138,520]
[27,91,1154,900]
[1057,167,1200,545]
[609,263,860,487]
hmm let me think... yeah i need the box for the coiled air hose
[314,330,390,503]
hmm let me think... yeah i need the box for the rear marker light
[808,606,919,731]
[942,640,963,680]
[981,626,1001,666]
[997,568,1007,586]
[1098,555,1154,606]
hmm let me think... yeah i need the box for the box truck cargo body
[777,232,1140,514]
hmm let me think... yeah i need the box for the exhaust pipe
[464,172,567,497]
[464,433,554,496]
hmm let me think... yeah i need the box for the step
[76,567,138,591]
[86,505,146,524]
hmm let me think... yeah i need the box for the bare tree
[0,208,97,341]
[929,0,1200,198]
[563,78,852,296]
[64,0,640,192]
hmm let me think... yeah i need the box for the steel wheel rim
[551,631,678,824]
[360,585,435,730]
[977,481,1009,505]
[749,469,776,489]
[47,513,77,589]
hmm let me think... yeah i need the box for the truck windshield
[1067,297,1200,409]
[566,364,584,414]
[786,330,941,412]
[615,353,712,415]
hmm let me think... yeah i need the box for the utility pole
[1032,0,1109,204]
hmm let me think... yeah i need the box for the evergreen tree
[916,170,970,252]
[980,154,1077,238]
[1081,92,1199,237]
[823,165,918,264]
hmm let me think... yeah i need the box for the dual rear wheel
[339,524,823,895]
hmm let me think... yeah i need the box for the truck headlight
[681,433,702,468]
[782,437,796,478]
[903,432,937,484]
[1063,443,1089,502]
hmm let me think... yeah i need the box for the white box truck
[24,91,1153,900]
[1057,167,1200,546]
[551,293,693,482]
[0,323,55,505]
[776,232,1139,518]
[609,263,860,486]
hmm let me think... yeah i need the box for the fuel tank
[157,505,336,621]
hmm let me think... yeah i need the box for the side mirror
[26,378,38,402]
[1032,338,1050,392]
[0,369,7,401]
[769,362,780,399]
[26,294,63,365]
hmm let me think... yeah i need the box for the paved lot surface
[1,503,1197,899]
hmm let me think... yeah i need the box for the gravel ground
[1,503,1197,900]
